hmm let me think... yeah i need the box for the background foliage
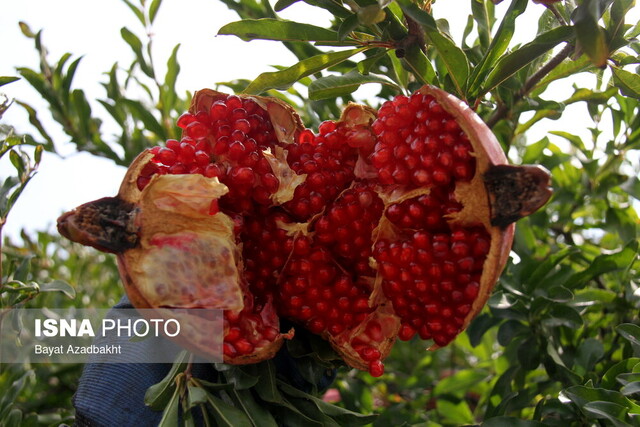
[1,0,639,425]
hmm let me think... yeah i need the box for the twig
[486,43,574,128]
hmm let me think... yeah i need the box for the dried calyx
[58,86,551,376]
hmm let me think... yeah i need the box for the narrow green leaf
[121,0,145,25]
[611,66,640,99]
[308,70,399,100]
[401,44,437,85]
[121,27,154,78]
[278,380,378,425]
[0,77,20,87]
[483,417,545,427]
[9,150,25,176]
[15,101,55,150]
[123,99,166,138]
[218,19,340,43]
[482,26,573,95]
[602,358,640,389]
[471,0,491,50]
[467,0,528,97]
[71,89,93,138]
[157,387,181,427]
[244,48,364,94]
[149,0,163,23]
[572,0,609,67]
[620,381,640,396]
[205,392,253,427]
[433,369,490,396]
[144,352,189,410]
[62,57,83,100]
[564,241,638,288]
[522,246,577,291]
[18,22,36,38]
[229,389,279,427]
[399,0,469,96]
[253,360,282,403]
[338,14,360,41]
[583,401,636,426]
[39,280,76,298]
[187,385,208,408]
[618,324,640,348]
[274,0,300,12]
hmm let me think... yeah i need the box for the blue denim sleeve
[73,296,336,426]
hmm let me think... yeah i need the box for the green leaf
[338,14,360,41]
[466,313,501,347]
[467,0,528,97]
[522,246,577,292]
[433,369,490,397]
[62,57,83,102]
[602,358,640,389]
[149,0,163,24]
[123,99,166,138]
[253,360,282,403]
[575,338,605,373]
[399,0,469,97]
[229,389,279,427]
[482,26,573,95]
[620,381,640,396]
[186,385,208,408]
[205,392,253,427]
[274,0,300,12]
[244,48,365,94]
[563,385,640,415]
[39,280,76,298]
[144,351,189,410]
[308,70,399,100]
[157,387,180,427]
[611,66,640,99]
[218,19,341,43]
[564,241,638,288]
[401,44,437,86]
[120,27,154,78]
[583,401,637,426]
[277,381,378,425]
[572,0,609,67]
[618,324,640,350]
[18,21,36,38]
[482,417,545,427]
[121,0,145,25]
[0,77,20,87]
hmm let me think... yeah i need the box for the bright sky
[0,1,637,240]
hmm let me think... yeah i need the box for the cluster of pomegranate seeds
[241,210,294,299]
[385,187,462,232]
[370,93,476,187]
[313,181,383,276]
[223,308,280,358]
[283,121,359,221]
[374,225,490,346]
[138,94,281,213]
[278,238,373,337]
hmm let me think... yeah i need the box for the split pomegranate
[58,86,551,376]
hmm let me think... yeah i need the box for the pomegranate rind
[117,160,293,362]
[415,85,515,348]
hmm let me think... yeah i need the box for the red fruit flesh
[58,86,551,375]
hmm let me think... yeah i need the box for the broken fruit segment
[58,86,551,375]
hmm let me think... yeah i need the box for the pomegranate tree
[58,85,551,376]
